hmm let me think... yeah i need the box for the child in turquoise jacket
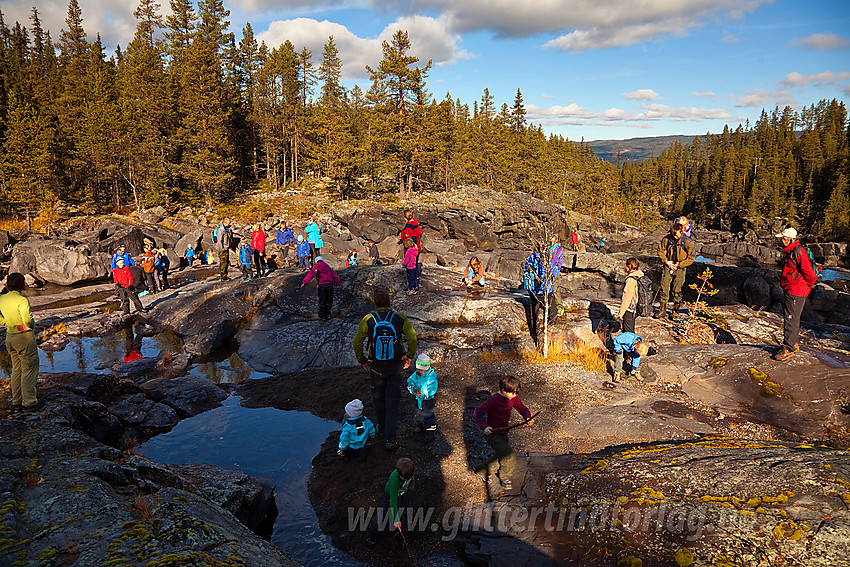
[338,399,376,462]
[406,354,438,442]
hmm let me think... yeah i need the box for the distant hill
[588,135,705,164]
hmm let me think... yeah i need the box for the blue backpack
[239,244,253,265]
[370,310,398,362]
[523,253,543,292]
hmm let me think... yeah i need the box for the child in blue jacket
[407,354,438,442]
[338,399,376,462]
[296,235,310,271]
[238,243,254,281]
[612,332,649,382]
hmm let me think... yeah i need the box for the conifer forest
[1,0,848,241]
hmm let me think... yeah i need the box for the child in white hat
[406,354,439,442]
[338,399,376,461]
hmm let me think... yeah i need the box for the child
[347,249,358,267]
[369,240,381,266]
[462,256,485,291]
[238,242,254,281]
[296,235,310,271]
[617,258,644,334]
[338,399,376,462]
[473,376,533,490]
[406,354,438,442]
[402,238,419,294]
[112,257,145,314]
[300,256,341,320]
[611,332,649,382]
[366,457,415,545]
[154,248,170,290]
[185,244,196,267]
[206,249,215,265]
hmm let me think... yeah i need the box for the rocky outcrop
[0,402,296,567]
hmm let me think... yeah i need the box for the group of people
[111,241,170,314]
[341,286,533,545]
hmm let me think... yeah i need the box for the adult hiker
[523,250,552,346]
[300,256,341,320]
[251,223,267,277]
[655,221,694,319]
[369,240,381,265]
[569,230,581,251]
[773,227,817,361]
[213,218,233,280]
[112,257,146,315]
[0,273,41,411]
[305,216,324,266]
[111,244,135,269]
[352,287,418,450]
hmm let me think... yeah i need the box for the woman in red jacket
[251,224,267,278]
[774,227,817,361]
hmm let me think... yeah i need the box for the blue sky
[4,0,849,141]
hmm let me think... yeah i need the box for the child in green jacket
[366,457,415,545]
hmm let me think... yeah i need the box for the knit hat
[415,354,431,370]
[345,399,363,418]
[315,256,323,263]
[297,235,304,242]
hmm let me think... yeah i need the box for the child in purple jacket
[301,256,341,320]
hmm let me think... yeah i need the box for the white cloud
[781,71,850,88]
[721,33,738,43]
[692,91,717,98]
[527,102,730,125]
[622,89,660,101]
[544,18,692,51]
[257,14,470,80]
[790,33,850,51]
[0,0,137,51]
[539,93,555,99]
[735,89,797,107]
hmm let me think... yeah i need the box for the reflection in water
[1,327,265,384]
[140,396,360,567]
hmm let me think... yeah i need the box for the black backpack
[629,274,654,317]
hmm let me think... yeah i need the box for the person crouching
[338,399,376,462]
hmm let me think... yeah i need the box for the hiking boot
[791,342,800,352]
[612,371,623,382]
[654,303,667,319]
[11,404,22,413]
[670,303,681,317]
[23,400,44,411]
[772,347,795,361]
[630,370,643,382]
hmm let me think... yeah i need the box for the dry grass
[133,493,160,522]
[24,470,43,489]
[40,323,68,341]
[478,338,606,372]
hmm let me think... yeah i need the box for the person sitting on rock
[112,257,145,314]
[611,332,649,382]
[111,244,135,270]
[346,249,358,267]
[407,354,438,442]
[462,256,485,293]
[338,399,376,462]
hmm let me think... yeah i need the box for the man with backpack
[212,218,233,280]
[774,227,818,361]
[523,250,553,346]
[352,287,418,451]
[655,222,694,319]
[617,258,652,333]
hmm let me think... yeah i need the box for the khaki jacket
[618,269,644,317]
[658,234,694,268]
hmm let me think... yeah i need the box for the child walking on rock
[406,354,438,442]
[473,376,534,491]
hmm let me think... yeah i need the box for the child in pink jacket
[402,239,419,294]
